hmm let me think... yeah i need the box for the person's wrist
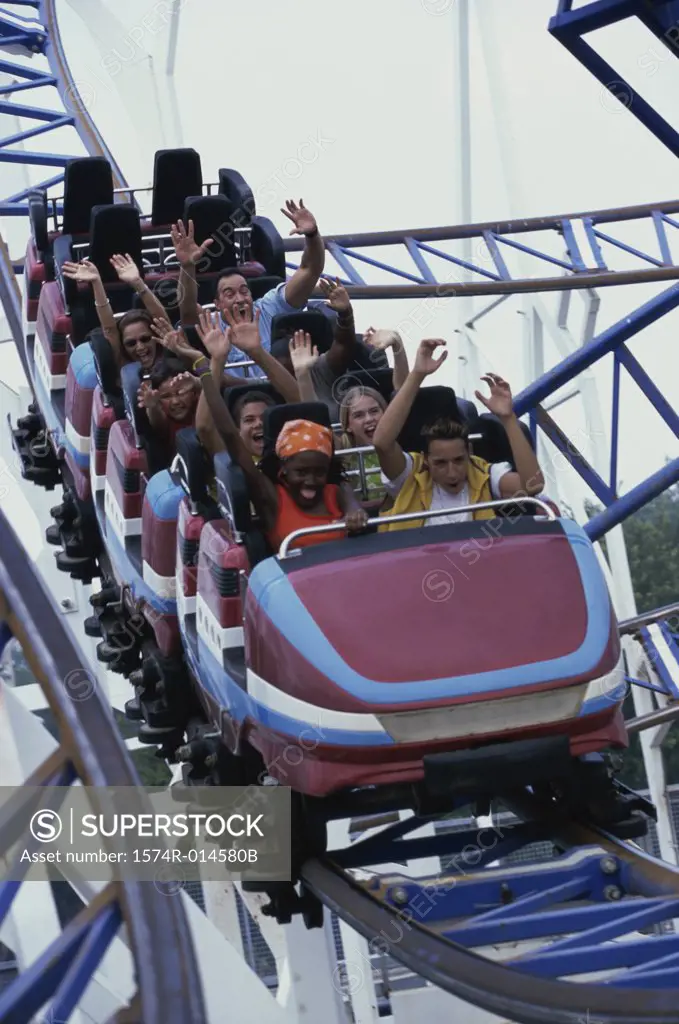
[498,410,516,424]
[304,226,319,238]
[133,279,146,293]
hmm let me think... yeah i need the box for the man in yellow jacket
[373,338,544,530]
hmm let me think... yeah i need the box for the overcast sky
[0,0,677,525]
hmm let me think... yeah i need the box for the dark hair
[215,271,249,300]
[118,309,153,337]
[232,390,276,426]
[421,417,469,453]
[149,355,186,390]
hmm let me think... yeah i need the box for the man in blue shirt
[171,199,325,378]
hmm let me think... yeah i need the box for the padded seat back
[183,195,236,272]
[468,412,535,465]
[224,380,285,417]
[88,204,142,283]
[218,168,255,225]
[213,452,272,567]
[250,215,286,279]
[62,157,113,235]
[270,310,334,354]
[334,367,394,405]
[171,427,215,508]
[29,191,49,261]
[89,328,124,412]
[151,148,202,226]
[261,401,331,461]
[398,386,467,453]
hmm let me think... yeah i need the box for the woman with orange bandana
[194,354,369,552]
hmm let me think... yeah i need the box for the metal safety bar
[277,496,557,557]
[619,601,679,636]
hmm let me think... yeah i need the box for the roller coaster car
[172,401,638,843]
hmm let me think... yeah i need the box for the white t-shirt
[382,452,513,525]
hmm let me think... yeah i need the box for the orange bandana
[275,419,333,459]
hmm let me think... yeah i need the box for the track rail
[301,793,679,1024]
[0,507,206,1022]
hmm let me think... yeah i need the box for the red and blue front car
[237,515,626,801]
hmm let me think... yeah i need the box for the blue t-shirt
[223,283,299,379]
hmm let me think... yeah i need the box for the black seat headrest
[261,401,331,462]
[248,275,284,300]
[218,168,255,225]
[213,453,273,566]
[183,195,236,272]
[152,148,202,226]
[88,203,142,283]
[89,328,123,407]
[28,190,49,259]
[172,427,212,505]
[333,367,394,409]
[270,311,334,355]
[468,413,535,466]
[250,215,286,280]
[398,386,466,454]
[120,362,144,447]
[224,381,284,419]
[63,157,113,235]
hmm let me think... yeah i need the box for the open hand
[364,326,402,353]
[137,380,160,410]
[281,199,318,237]
[319,277,351,314]
[110,253,141,286]
[475,373,514,420]
[171,219,214,266]
[62,259,100,283]
[289,329,319,375]
[196,310,231,363]
[413,339,447,376]
[223,306,262,354]
[151,318,196,362]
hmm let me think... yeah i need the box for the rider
[192,353,369,552]
[372,339,544,530]
[172,199,325,379]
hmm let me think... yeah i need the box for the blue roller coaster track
[0,1,678,1022]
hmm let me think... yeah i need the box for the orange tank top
[267,484,345,553]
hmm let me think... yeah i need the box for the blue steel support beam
[585,458,679,541]
[513,282,679,415]
[550,1,679,157]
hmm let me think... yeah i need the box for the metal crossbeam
[550,0,679,157]
[282,199,679,297]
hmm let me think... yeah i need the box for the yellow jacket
[379,451,496,531]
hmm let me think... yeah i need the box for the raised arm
[319,278,357,375]
[110,253,171,324]
[364,327,410,391]
[171,219,214,326]
[372,339,448,480]
[62,259,123,364]
[223,306,300,403]
[289,330,321,402]
[193,351,278,527]
[474,373,545,497]
[280,199,325,309]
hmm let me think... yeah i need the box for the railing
[277,497,557,557]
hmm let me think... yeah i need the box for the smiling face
[156,376,196,422]
[121,321,156,370]
[279,450,331,509]
[214,273,253,322]
[424,438,470,494]
[346,392,385,445]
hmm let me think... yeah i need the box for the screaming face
[424,438,470,495]
[279,450,331,509]
[215,273,253,323]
